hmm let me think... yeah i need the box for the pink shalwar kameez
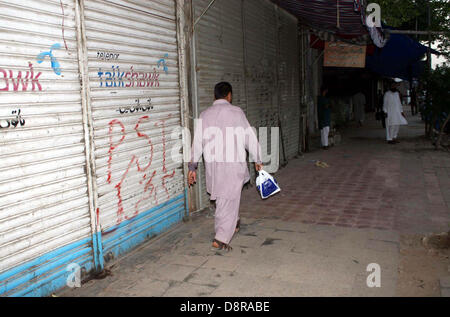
[189,99,261,244]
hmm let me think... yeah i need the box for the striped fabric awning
[272,0,369,38]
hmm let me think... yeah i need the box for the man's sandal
[235,219,240,233]
[211,239,232,252]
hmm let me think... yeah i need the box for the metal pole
[387,30,449,36]
[313,50,325,66]
[427,2,432,71]
[336,0,340,28]
[425,0,432,137]
[300,28,307,153]
[276,8,287,168]
[297,25,304,156]
[241,0,255,184]
[193,0,218,33]
[241,0,249,117]
[189,0,203,212]
[75,0,104,272]
[175,0,191,220]
[415,15,418,40]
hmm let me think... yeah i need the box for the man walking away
[318,85,331,150]
[188,82,263,251]
[383,82,408,144]
[352,90,366,126]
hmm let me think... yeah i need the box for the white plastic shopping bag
[256,170,281,199]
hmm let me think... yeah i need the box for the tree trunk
[426,116,433,138]
[435,112,450,150]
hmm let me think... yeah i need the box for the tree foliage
[376,0,450,56]
[428,64,450,114]
[422,63,450,147]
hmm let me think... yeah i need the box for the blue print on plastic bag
[256,170,280,199]
[260,178,278,198]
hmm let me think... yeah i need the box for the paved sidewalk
[241,110,450,234]
[59,110,450,297]
[60,217,399,297]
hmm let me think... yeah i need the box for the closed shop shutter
[243,0,279,178]
[277,8,300,160]
[81,0,186,260]
[192,0,246,210]
[0,0,95,296]
[191,1,300,208]
[305,44,322,133]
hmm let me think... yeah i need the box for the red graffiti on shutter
[106,115,181,228]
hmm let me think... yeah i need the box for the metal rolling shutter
[277,8,300,160]
[305,44,322,133]
[0,0,95,296]
[81,0,186,260]
[243,0,279,178]
[192,0,247,210]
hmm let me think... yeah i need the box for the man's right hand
[188,171,197,187]
[255,163,263,172]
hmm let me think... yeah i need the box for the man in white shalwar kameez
[188,82,262,251]
[352,91,366,126]
[383,82,408,144]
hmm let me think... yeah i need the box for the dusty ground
[397,233,450,296]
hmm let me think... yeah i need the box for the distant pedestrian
[383,82,408,144]
[318,85,331,150]
[352,91,366,126]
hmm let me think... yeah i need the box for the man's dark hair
[214,82,232,100]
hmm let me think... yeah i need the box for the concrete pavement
[59,110,450,297]
[59,217,400,297]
